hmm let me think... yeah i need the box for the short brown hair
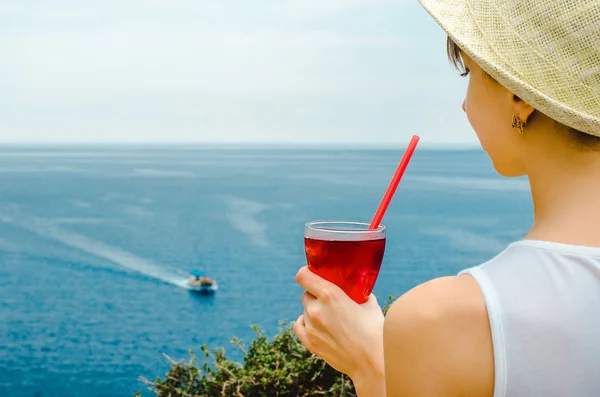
[446,37,466,76]
[446,37,600,150]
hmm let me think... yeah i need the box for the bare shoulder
[384,275,494,397]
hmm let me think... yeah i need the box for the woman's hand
[293,266,385,385]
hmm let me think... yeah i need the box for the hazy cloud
[0,0,473,145]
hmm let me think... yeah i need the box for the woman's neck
[525,144,600,247]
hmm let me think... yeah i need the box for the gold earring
[512,114,526,135]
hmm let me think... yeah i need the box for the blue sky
[0,0,475,145]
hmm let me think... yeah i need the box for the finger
[302,294,325,326]
[302,309,314,329]
[301,291,317,307]
[296,266,342,301]
[293,315,312,349]
[365,293,379,307]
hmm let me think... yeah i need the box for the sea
[0,145,533,397]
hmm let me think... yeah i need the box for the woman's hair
[447,37,467,76]
[446,37,600,150]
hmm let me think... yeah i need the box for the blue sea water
[0,145,533,397]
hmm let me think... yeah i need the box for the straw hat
[418,0,600,137]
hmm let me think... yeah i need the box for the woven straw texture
[418,0,600,137]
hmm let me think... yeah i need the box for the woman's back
[462,241,600,397]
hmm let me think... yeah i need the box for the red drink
[304,221,386,304]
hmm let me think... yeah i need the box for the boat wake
[4,210,191,289]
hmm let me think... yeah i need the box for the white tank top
[460,240,600,397]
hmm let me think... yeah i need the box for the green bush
[136,296,394,397]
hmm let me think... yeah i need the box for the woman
[294,0,600,396]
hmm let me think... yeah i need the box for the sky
[0,0,475,145]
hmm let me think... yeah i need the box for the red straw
[369,135,420,229]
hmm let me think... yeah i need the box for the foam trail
[17,216,190,289]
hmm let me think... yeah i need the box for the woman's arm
[383,276,494,397]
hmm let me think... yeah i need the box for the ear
[512,95,535,123]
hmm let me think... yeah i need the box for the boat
[187,269,218,293]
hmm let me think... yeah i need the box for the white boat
[188,280,219,293]
[188,269,218,294]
